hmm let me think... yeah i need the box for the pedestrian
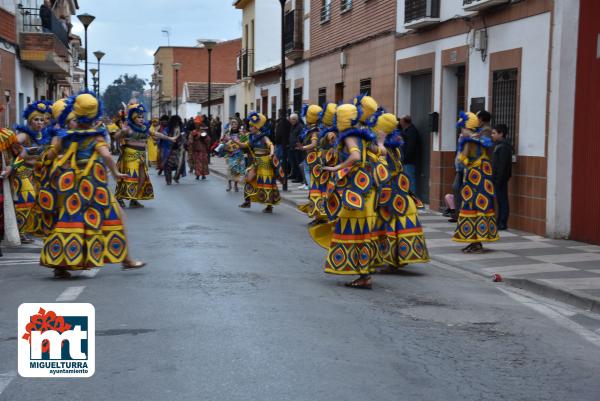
[491,123,512,230]
[452,112,499,253]
[477,110,493,138]
[234,112,243,129]
[189,116,211,180]
[296,104,324,220]
[288,113,304,183]
[114,103,155,208]
[368,111,429,272]
[0,128,21,255]
[39,92,145,278]
[154,115,169,174]
[39,0,52,33]
[221,119,244,192]
[236,112,280,213]
[147,117,159,166]
[398,115,419,196]
[273,109,291,177]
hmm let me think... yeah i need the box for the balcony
[404,0,441,30]
[17,4,71,75]
[284,10,303,60]
[463,0,510,11]
[237,49,254,80]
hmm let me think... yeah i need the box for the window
[293,87,303,113]
[491,68,518,149]
[320,0,331,23]
[359,78,372,97]
[404,0,441,24]
[318,87,327,106]
[341,0,353,13]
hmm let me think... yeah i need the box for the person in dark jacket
[398,115,419,195]
[273,109,291,176]
[287,113,304,183]
[491,124,512,230]
[39,0,52,32]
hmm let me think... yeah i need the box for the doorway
[409,72,432,203]
[335,83,344,104]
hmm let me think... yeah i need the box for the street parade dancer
[316,103,338,214]
[237,112,281,213]
[10,101,51,243]
[188,115,211,180]
[114,103,155,208]
[310,103,387,289]
[147,117,159,167]
[297,104,325,222]
[153,115,169,174]
[39,92,145,278]
[368,109,429,272]
[221,118,245,192]
[0,128,22,255]
[452,111,499,253]
[155,115,186,185]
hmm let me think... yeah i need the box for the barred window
[491,68,518,149]
[318,87,327,106]
[293,87,303,114]
[359,78,372,97]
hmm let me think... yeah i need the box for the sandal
[130,200,144,209]
[122,260,146,270]
[53,269,71,279]
[239,202,251,208]
[378,265,406,274]
[344,277,372,290]
[262,206,273,214]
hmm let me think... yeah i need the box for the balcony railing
[238,49,254,79]
[404,0,440,24]
[18,4,70,48]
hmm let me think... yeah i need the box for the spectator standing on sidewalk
[273,109,291,175]
[477,110,493,138]
[288,113,304,183]
[398,115,419,195]
[491,124,512,230]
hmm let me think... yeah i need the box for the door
[571,0,600,244]
[229,95,236,118]
[335,83,344,104]
[261,96,268,117]
[410,73,432,203]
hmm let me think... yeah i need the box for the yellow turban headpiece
[248,112,267,130]
[371,111,398,135]
[335,104,359,133]
[456,111,479,131]
[320,103,337,127]
[302,104,323,125]
[353,95,378,123]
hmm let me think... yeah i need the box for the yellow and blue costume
[453,112,499,243]
[298,104,325,220]
[40,93,128,269]
[115,104,154,202]
[368,111,429,267]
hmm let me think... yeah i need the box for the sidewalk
[210,156,600,313]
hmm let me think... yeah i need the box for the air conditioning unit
[463,0,509,12]
[471,29,487,51]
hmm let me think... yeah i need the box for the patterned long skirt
[191,148,209,177]
[298,150,326,220]
[453,157,499,243]
[226,151,245,182]
[12,164,37,235]
[115,146,154,200]
[376,171,430,267]
[41,160,128,269]
[244,155,281,205]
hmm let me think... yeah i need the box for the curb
[210,164,600,314]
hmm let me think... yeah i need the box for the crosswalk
[0,239,43,266]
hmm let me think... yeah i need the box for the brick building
[152,38,241,117]
[0,4,17,126]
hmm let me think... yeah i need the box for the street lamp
[90,68,98,93]
[172,62,181,116]
[200,40,217,119]
[93,50,105,94]
[278,0,288,191]
[77,13,95,91]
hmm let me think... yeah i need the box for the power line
[99,63,155,66]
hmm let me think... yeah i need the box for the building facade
[152,39,241,117]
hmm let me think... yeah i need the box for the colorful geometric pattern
[453,154,499,243]
[12,165,37,234]
[115,146,155,200]
[243,155,281,206]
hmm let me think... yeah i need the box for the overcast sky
[72,0,242,92]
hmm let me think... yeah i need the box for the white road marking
[56,286,86,301]
[0,371,16,395]
[80,269,100,278]
[499,288,600,348]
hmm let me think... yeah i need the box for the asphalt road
[1,171,600,401]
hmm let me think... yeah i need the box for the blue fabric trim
[384,130,404,149]
[318,125,338,139]
[13,124,43,145]
[129,122,150,134]
[249,132,268,148]
[365,107,386,128]
[22,101,49,120]
[300,104,309,119]
[458,134,493,151]
[336,127,375,147]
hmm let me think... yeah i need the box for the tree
[102,74,147,118]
